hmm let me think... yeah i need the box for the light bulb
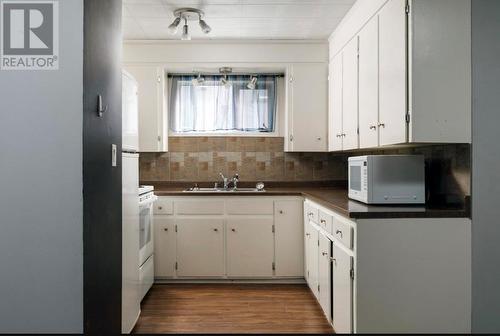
[168,17,181,34]
[199,19,211,34]
[181,23,191,40]
[247,77,257,90]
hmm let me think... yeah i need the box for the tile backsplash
[140,137,347,182]
[140,137,470,202]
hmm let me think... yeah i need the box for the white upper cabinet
[342,38,360,150]
[328,0,471,150]
[378,0,407,146]
[124,65,168,152]
[358,16,380,148]
[328,54,343,151]
[286,63,328,152]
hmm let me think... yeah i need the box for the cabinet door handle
[320,219,326,224]
[231,228,236,232]
[369,125,377,130]
[378,123,386,128]
[336,230,343,238]
[317,137,322,141]
[330,257,337,264]
[163,228,168,232]
[213,228,219,232]
[158,206,163,210]
[279,210,283,214]
[322,252,328,256]
[306,233,310,237]
[308,212,314,217]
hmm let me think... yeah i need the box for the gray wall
[472,0,500,332]
[0,0,83,333]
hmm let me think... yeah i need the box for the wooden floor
[133,284,334,334]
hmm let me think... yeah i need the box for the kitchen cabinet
[378,0,406,146]
[328,54,343,151]
[153,196,303,280]
[305,220,319,299]
[274,200,304,277]
[176,218,225,277]
[358,16,379,148]
[328,37,359,151]
[318,232,332,322]
[285,63,328,152]
[332,244,353,333]
[226,218,274,277]
[328,0,471,150]
[123,65,168,152]
[153,217,176,277]
[304,199,471,333]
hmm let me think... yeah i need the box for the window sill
[169,132,282,138]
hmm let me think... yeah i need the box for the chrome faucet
[219,172,229,189]
[232,173,239,190]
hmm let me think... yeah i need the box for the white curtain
[170,75,277,133]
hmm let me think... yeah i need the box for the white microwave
[348,155,425,204]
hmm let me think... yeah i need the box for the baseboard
[154,277,306,284]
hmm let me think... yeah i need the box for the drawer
[318,210,333,235]
[175,199,225,215]
[154,198,173,215]
[304,202,319,223]
[226,199,274,215]
[332,215,353,249]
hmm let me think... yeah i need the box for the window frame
[167,73,285,137]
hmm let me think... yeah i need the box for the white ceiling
[123,0,355,41]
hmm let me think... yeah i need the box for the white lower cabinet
[318,232,332,322]
[154,217,176,277]
[176,218,225,277]
[226,218,274,277]
[332,244,353,334]
[305,199,472,334]
[154,196,303,279]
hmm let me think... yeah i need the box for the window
[169,74,278,134]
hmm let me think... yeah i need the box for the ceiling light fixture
[168,8,211,40]
[247,76,258,90]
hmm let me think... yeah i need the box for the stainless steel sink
[183,187,265,193]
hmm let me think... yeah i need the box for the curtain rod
[167,73,285,78]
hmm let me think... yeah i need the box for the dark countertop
[146,182,470,219]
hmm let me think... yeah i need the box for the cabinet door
[124,65,167,152]
[333,245,353,334]
[318,232,332,322]
[176,218,224,277]
[275,200,304,277]
[378,0,407,146]
[342,37,360,150]
[288,63,328,152]
[358,16,379,148]
[306,221,319,299]
[226,218,274,277]
[154,217,176,277]
[329,54,343,151]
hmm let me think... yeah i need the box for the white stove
[138,184,157,301]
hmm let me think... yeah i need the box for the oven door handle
[139,195,158,207]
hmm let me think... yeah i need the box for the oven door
[348,158,368,203]
[139,195,157,266]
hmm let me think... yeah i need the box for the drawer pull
[231,228,236,232]
[320,219,326,224]
[163,228,168,232]
[306,233,310,237]
[279,210,283,214]
[336,230,343,238]
[158,206,163,210]
[308,212,314,217]
[322,252,328,256]
[213,228,219,232]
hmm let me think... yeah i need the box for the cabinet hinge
[157,76,161,83]
[272,262,276,271]
[175,262,178,270]
[317,284,320,292]
[289,134,294,142]
[405,3,410,14]
[158,135,162,142]
[317,239,320,247]
[175,225,178,233]
[307,270,309,278]
[272,225,275,233]
[350,268,355,280]
[405,113,411,124]
[357,127,360,135]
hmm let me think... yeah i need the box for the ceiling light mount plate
[174,8,204,21]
